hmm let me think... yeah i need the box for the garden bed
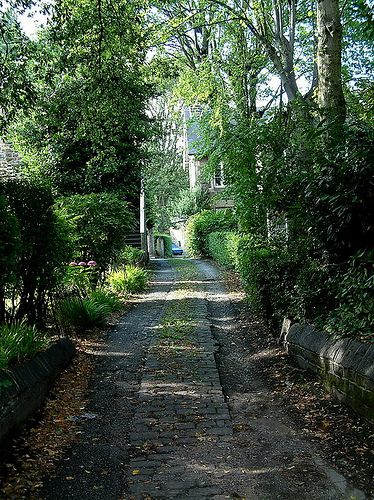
[0,338,75,446]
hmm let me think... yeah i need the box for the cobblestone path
[39,258,366,500]
[128,264,232,499]
[126,259,365,500]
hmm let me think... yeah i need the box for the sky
[18,6,47,38]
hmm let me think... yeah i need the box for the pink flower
[87,260,97,267]
[78,261,87,266]
[69,261,78,266]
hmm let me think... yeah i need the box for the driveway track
[40,258,366,500]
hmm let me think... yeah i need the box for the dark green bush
[0,175,70,326]
[55,193,135,272]
[323,250,374,339]
[186,209,237,257]
[206,231,240,269]
[236,237,301,330]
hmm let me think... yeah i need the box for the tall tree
[10,0,153,202]
[316,0,346,126]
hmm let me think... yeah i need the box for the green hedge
[237,238,300,327]
[1,175,70,326]
[206,231,240,269]
[185,209,237,257]
[204,231,339,332]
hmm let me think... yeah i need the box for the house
[182,106,234,210]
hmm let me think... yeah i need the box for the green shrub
[56,296,111,331]
[186,209,237,257]
[89,289,123,312]
[0,175,71,326]
[323,251,374,339]
[0,195,20,292]
[107,266,148,294]
[290,257,336,324]
[0,322,49,370]
[60,264,98,297]
[122,265,148,293]
[55,193,135,272]
[155,233,173,257]
[206,231,241,269]
[106,270,126,294]
[118,245,145,267]
[237,238,300,329]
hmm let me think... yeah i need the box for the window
[213,163,225,188]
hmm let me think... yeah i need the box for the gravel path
[40,258,366,500]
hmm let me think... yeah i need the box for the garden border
[0,337,75,446]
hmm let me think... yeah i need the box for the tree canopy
[0,0,373,336]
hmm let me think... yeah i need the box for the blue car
[172,244,183,255]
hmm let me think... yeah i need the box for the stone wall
[0,338,75,446]
[284,324,374,422]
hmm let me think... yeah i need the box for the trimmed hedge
[185,210,237,257]
[206,231,240,269]
[202,230,334,331]
[187,211,374,339]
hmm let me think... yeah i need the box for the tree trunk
[316,0,346,127]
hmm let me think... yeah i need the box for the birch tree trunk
[316,0,346,127]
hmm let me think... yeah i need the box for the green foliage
[0,174,71,326]
[88,289,123,313]
[60,265,98,297]
[206,231,240,269]
[185,210,237,257]
[324,251,374,339]
[299,126,374,262]
[55,296,111,332]
[0,8,35,131]
[155,233,173,257]
[55,193,135,271]
[106,266,148,294]
[236,240,297,327]
[143,92,189,231]
[0,321,49,370]
[289,256,336,324]
[0,194,20,288]
[117,245,145,267]
[9,0,153,202]
[170,186,211,220]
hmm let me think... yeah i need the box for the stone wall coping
[285,323,374,421]
[0,337,75,446]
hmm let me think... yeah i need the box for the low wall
[284,324,374,422]
[0,337,75,446]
